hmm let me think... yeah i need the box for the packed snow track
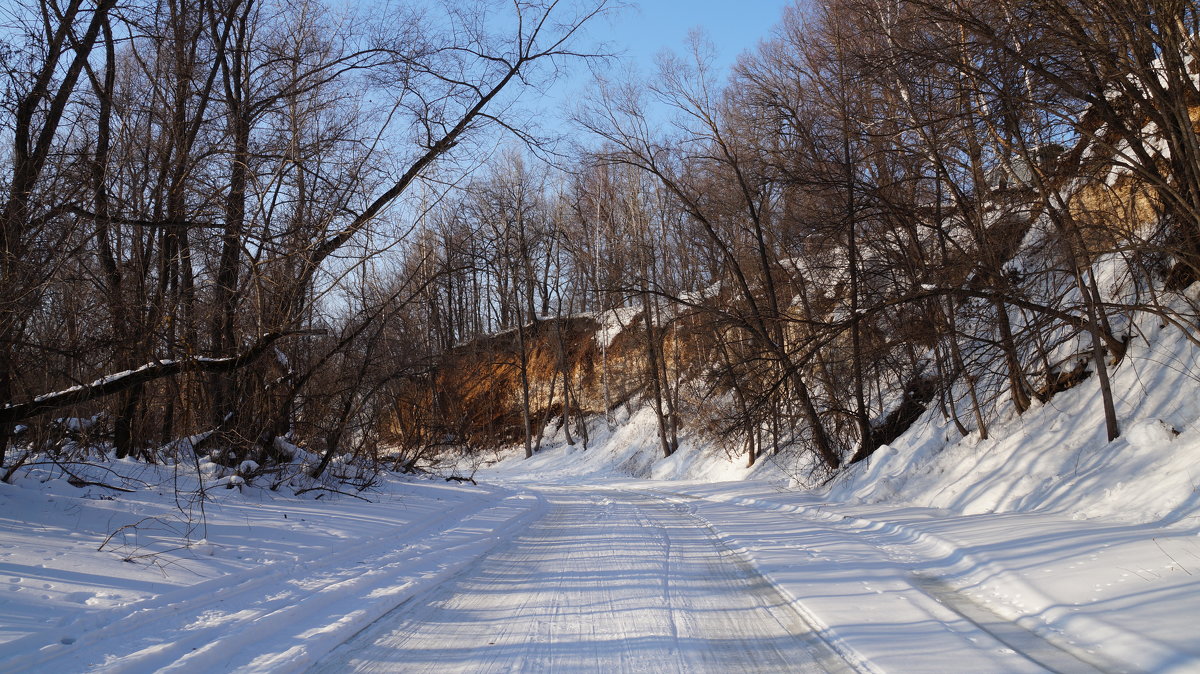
[9,476,1187,673]
[312,487,853,673]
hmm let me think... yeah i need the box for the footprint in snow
[63,591,93,604]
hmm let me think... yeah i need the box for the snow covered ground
[0,470,545,672]
[2,460,1197,672]
[628,479,1200,673]
[3,309,1200,671]
[313,487,847,673]
[464,304,1200,672]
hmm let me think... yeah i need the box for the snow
[466,296,1200,670]
[625,480,1200,672]
[0,467,543,672]
[209,474,246,488]
[1124,418,1179,451]
[4,302,1200,671]
[593,306,639,350]
[314,488,846,673]
[821,305,1200,525]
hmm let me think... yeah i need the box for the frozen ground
[0,470,544,672]
[313,487,846,673]
[2,462,1198,672]
[3,311,1200,671]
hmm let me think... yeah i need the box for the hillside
[470,284,1200,527]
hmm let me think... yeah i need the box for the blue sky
[610,0,795,76]
[524,0,796,137]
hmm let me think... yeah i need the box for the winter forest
[5,0,1200,670]
[4,0,1198,480]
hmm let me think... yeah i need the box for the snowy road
[6,475,1198,673]
[313,488,851,673]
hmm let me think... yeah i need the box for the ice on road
[314,488,849,673]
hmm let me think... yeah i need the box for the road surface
[312,487,852,673]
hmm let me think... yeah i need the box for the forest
[3,0,1200,489]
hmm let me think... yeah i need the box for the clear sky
[609,0,795,76]
[525,0,796,140]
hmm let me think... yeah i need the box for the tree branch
[0,331,319,425]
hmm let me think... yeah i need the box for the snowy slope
[824,304,1200,526]
[490,290,1200,528]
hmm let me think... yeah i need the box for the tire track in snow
[630,494,858,674]
[906,573,1106,673]
[639,485,1128,673]
[312,487,856,673]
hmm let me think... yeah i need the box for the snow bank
[822,307,1200,525]
[483,289,1200,528]
[479,405,771,485]
[0,458,541,671]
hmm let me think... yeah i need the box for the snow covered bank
[0,463,543,672]
[825,308,1200,526]
[485,301,1200,529]
[473,405,769,484]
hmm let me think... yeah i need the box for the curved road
[312,488,852,673]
